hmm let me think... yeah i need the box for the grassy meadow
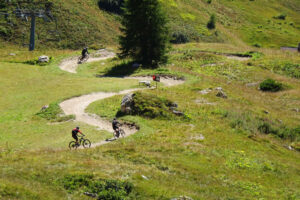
[0,42,299,199]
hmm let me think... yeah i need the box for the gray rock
[141,175,149,180]
[121,93,135,113]
[9,53,16,56]
[292,108,299,112]
[172,110,184,116]
[171,196,193,200]
[263,110,269,114]
[215,87,223,91]
[38,55,49,63]
[132,63,141,68]
[216,91,227,99]
[199,88,212,95]
[41,105,49,111]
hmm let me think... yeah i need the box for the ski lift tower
[14,2,53,51]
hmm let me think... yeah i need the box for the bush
[259,79,283,92]
[98,0,124,14]
[60,174,133,199]
[273,14,287,20]
[170,32,190,44]
[127,92,184,119]
[207,14,216,29]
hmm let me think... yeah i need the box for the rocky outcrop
[38,55,49,63]
[121,93,135,114]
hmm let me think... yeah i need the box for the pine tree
[119,0,169,68]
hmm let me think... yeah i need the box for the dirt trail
[59,52,185,148]
[59,49,115,73]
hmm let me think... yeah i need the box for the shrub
[207,0,212,4]
[128,92,184,119]
[60,174,133,199]
[259,79,283,92]
[273,14,287,20]
[36,102,74,122]
[170,32,190,44]
[98,0,124,14]
[207,14,216,29]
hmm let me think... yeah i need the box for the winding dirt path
[59,49,115,73]
[59,51,185,148]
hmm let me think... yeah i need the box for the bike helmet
[76,126,80,129]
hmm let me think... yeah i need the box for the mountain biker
[112,118,120,138]
[72,126,84,145]
[81,47,89,60]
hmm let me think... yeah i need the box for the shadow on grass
[97,61,140,77]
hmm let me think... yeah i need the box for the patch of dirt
[59,49,115,73]
[226,55,250,61]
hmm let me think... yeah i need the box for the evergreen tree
[119,0,169,67]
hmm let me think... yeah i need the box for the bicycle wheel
[69,141,78,150]
[82,139,91,148]
[119,129,125,137]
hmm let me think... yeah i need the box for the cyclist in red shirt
[72,126,84,145]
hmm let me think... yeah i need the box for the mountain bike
[69,135,91,149]
[114,127,125,138]
[78,54,89,64]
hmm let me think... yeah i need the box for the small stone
[199,88,212,95]
[9,53,16,56]
[41,105,49,111]
[215,87,223,91]
[216,91,227,99]
[132,63,140,68]
[292,108,299,112]
[141,175,149,180]
[172,110,184,116]
[263,110,269,114]
[191,134,205,141]
[38,55,49,63]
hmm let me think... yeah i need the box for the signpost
[152,75,160,88]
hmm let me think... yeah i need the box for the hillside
[0,0,300,199]
[1,0,300,49]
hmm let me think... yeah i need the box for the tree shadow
[97,61,140,77]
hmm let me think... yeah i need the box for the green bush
[273,14,287,20]
[60,174,133,199]
[129,92,182,119]
[259,79,283,92]
[98,0,124,14]
[207,14,216,29]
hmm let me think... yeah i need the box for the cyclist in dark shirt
[112,118,120,138]
[81,47,89,59]
[72,126,84,145]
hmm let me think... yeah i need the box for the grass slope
[1,0,300,49]
[1,43,299,199]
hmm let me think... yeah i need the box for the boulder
[41,105,49,111]
[121,93,135,113]
[172,110,184,116]
[38,55,49,63]
[9,53,16,56]
[216,90,227,99]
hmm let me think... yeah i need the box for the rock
[141,175,149,180]
[139,80,151,87]
[171,102,178,108]
[38,55,49,63]
[84,192,97,198]
[171,196,193,200]
[195,98,216,105]
[121,93,135,113]
[263,110,269,114]
[215,87,223,91]
[199,88,212,95]
[41,105,49,111]
[9,53,16,56]
[172,110,184,116]
[216,91,227,99]
[292,108,299,113]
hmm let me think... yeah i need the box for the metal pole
[29,14,35,51]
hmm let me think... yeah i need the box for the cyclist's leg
[72,133,79,144]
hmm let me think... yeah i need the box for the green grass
[1,0,300,49]
[0,43,300,199]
